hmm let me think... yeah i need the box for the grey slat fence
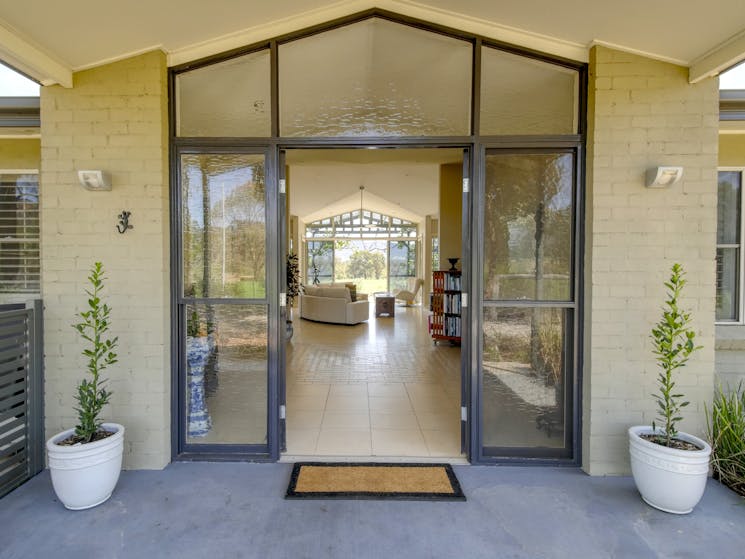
[0,300,43,498]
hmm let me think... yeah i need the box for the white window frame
[717,167,745,325]
[0,169,40,296]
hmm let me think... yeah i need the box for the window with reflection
[483,152,574,301]
[481,307,568,449]
[176,50,271,137]
[181,154,266,299]
[185,303,267,445]
[717,170,743,321]
[480,47,578,135]
[279,17,472,137]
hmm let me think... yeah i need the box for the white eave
[0,19,71,87]
[1,0,745,87]
[690,29,745,84]
[167,0,589,67]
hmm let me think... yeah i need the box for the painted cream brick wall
[715,330,745,389]
[0,139,40,168]
[40,51,170,469]
[584,46,719,475]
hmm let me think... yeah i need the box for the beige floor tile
[405,382,448,398]
[286,428,320,455]
[371,429,429,456]
[410,395,457,413]
[370,412,420,430]
[329,384,369,398]
[421,429,462,457]
[288,383,330,399]
[368,396,414,413]
[285,305,464,458]
[415,410,459,431]
[367,383,408,397]
[286,409,323,430]
[287,395,328,411]
[322,411,370,430]
[325,394,369,412]
[316,429,371,455]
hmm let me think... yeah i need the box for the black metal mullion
[264,145,281,461]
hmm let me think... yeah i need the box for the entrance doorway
[281,148,467,459]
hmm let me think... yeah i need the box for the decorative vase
[186,336,212,437]
[46,422,125,510]
[628,425,711,514]
[448,257,459,271]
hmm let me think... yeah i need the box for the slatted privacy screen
[0,301,43,498]
[0,171,40,294]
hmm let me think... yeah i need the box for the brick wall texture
[40,51,170,469]
[584,46,720,474]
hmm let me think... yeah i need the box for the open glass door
[461,147,471,458]
[278,150,288,452]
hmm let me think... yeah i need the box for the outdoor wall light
[77,170,111,191]
[645,166,683,188]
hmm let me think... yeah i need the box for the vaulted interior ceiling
[286,148,462,222]
[1,0,745,88]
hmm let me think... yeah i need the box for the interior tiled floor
[285,302,463,458]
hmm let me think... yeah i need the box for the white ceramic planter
[46,422,124,510]
[628,425,711,514]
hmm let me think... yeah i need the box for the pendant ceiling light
[359,185,365,227]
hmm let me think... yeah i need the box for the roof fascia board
[588,39,687,66]
[690,28,745,84]
[168,0,589,67]
[0,19,72,87]
[71,45,165,73]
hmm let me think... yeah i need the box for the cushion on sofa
[344,283,357,302]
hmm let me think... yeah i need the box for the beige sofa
[300,285,369,325]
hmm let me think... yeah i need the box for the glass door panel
[480,150,576,460]
[185,303,267,444]
[179,151,269,451]
[388,240,416,293]
[482,307,569,449]
[483,152,573,301]
[182,153,266,299]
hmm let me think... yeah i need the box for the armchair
[395,278,424,306]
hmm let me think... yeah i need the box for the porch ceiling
[1,1,745,88]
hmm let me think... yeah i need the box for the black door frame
[470,140,584,466]
[169,8,587,464]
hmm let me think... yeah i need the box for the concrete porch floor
[1,464,744,558]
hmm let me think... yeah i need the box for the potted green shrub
[628,263,711,514]
[46,262,125,510]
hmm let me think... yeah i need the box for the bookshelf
[429,270,461,345]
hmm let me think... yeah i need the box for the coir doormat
[285,462,466,501]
